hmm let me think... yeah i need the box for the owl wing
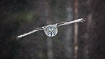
[17,27,44,39]
[16,18,85,39]
[57,18,85,27]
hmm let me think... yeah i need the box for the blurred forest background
[0,0,105,59]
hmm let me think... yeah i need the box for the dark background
[0,0,105,59]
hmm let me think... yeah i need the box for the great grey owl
[17,18,85,39]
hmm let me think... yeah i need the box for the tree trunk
[78,0,105,59]
[65,0,74,59]
[74,0,78,59]
[42,0,54,59]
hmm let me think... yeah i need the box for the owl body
[43,25,58,37]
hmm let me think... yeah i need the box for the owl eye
[48,29,51,32]
[49,30,51,32]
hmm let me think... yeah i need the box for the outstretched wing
[57,18,85,27]
[16,18,85,39]
[17,27,44,39]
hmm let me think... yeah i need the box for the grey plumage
[17,18,84,39]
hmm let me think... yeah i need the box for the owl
[17,18,85,39]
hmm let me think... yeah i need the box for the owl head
[44,25,58,37]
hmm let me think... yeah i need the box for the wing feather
[57,18,85,27]
[17,27,43,39]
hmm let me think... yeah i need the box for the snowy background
[0,0,105,59]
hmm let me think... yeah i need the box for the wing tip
[79,18,86,22]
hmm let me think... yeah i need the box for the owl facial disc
[44,25,58,37]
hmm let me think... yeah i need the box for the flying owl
[17,18,85,39]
